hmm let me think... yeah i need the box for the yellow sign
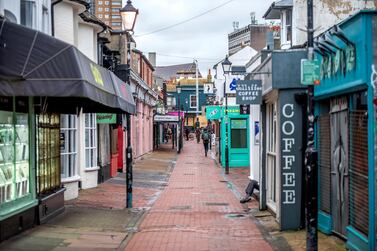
[90,63,104,86]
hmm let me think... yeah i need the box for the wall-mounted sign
[254,121,260,145]
[236,80,262,105]
[301,59,320,85]
[240,104,250,115]
[231,119,247,129]
[204,83,214,94]
[97,113,117,124]
[154,115,179,122]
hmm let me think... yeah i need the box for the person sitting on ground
[240,179,259,203]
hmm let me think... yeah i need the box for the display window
[0,97,30,204]
[230,119,247,148]
[85,113,97,169]
[60,115,77,178]
[37,113,61,194]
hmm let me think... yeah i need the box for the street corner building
[0,18,135,241]
[252,48,307,231]
[313,11,376,251]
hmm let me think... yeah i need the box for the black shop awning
[0,19,135,114]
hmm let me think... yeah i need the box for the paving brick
[124,141,273,251]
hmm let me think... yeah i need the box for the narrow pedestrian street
[124,140,273,251]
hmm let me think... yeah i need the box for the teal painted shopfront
[314,11,376,251]
[206,105,250,168]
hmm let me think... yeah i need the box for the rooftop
[154,63,202,81]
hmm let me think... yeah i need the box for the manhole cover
[205,202,229,206]
[169,205,191,210]
[225,213,247,219]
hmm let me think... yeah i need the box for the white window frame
[266,102,277,212]
[84,114,97,169]
[98,14,103,18]
[98,1,103,5]
[60,115,78,179]
[190,95,197,109]
[98,7,103,11]
[105,1,109,5]
[104,14,109,19]
[105,8,109,12]
[112,1,121,6]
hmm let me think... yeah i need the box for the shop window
[0,97,30,204]
[60,115,77,179]
[37,113,61,194]
[230,119,247,148]
[266,102,277,207]
[85,114,97,169]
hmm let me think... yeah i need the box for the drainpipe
[51,0,63,36]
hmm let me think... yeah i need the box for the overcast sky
[124,0,275,74]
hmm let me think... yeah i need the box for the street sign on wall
[97,113,117,124]
[236,80,262,105]
[154,115,179,122]
[300,59,320,85]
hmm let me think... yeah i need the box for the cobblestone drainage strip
[225,213,247,219]
[205,202,229,206]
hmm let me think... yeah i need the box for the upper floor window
[286,10,292,42]
[111,22,121,26]
[105,8,109,12]
[98,1,103,5]
[190,95,197,108]
[105,14,109,19]
[105,1,109,5]
[98,14,103,18]
[21,0,36,28]
[111,15,120,19]
[112,8,119,12]
[98,7,103,11]
[112,1,121,6]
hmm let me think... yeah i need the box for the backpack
[202,132,209,141]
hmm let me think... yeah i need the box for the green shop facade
[0,20,135,241]
[206,105,250,168]
[314,11,376,251]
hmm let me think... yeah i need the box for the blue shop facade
[314,11,376,251]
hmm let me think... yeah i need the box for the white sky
[123,0,275,73]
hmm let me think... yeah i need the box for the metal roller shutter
[318,114,331,214]
[349,110,369,236]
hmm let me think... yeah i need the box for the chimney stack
[148,52,156,68]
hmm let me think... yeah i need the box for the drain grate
[169,205,191,210]
[225,213,247,219]
[205,202,229,206]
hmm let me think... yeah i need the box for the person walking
[201,128,210,157]
[185,127,190,141]
[195,127,201,144]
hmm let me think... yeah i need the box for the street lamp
[222,55,231,175]
[177,82,182,153]
[121,0,138,209]
[120,0,139,32]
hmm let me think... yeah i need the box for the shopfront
[314,11,376,251]
[254,49,306,230]
[0,19,135,240]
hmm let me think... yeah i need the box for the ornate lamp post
[120,0,138,209]
[222,55,232,175]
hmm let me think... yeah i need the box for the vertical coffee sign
[236,80,262,105]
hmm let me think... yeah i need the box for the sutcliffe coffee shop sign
[236,80,262,105]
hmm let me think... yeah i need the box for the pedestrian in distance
[185,127,190,141]
[201,128,210,157]
[195,127,201,144]
[240,179,259,203]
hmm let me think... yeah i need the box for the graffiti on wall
[320,44,356,80]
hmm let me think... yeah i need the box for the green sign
[96,113,116,124]
[206,106,221,120]
[301,59,320,85]
[231,119,247,129]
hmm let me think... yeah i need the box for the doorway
[330,108,349,237]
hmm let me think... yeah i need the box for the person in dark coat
[240,179,259,203]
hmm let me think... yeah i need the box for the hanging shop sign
[206,106,221,120]
[154,115,179,122]
[236,80,262,105]
[203,83,214,94]
[301,59,320,85]
[96,113,117,124]
[240,104,250,115]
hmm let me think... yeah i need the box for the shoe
[240,196,251,204]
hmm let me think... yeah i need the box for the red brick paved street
[124,141,273,251]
